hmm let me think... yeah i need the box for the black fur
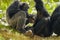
[33,0,50,27]
[7,1,20,18]
[6,1,36,33]
[19,3,35,25]
[32,0,52,37]
[50,6,60,27]
[33,18,52,37]
[19,3,29,18]
[6,1,29,33]
[50,6,60,36]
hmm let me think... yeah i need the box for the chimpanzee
[33,0,50,27]
[6,0,35,33]
[32,0,53,37]
[26,14,36,24]
[50,6,60,36]
[6,0,30,33]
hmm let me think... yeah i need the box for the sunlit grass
[0,25,60,40]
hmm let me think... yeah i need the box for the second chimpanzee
[50,6,60,36]
[32,0,52,37]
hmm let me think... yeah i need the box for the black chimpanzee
[26,14,36,24]
[6,0,31,33]
[33,0,50,27]
[50,6,60,36]
[32,0,53,37]
[6,0,35,33]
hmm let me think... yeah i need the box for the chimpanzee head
[19,3,29,11]
[28,14,36,23]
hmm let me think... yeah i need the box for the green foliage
[0,24,5,28]
[43,0,47,2]
[53,0,59,2]
[0,35,5,40]
[44,2,57,15]
[50,0,54,3]
[0,13,4,18]
[0,0,12,10]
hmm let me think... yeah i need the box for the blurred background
[0,0,60,40]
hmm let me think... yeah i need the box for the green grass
[0,25,60,40]
[0,29,60,40]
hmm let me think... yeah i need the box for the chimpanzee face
[28,18,35,23]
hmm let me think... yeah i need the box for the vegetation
[0,0,60,40]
